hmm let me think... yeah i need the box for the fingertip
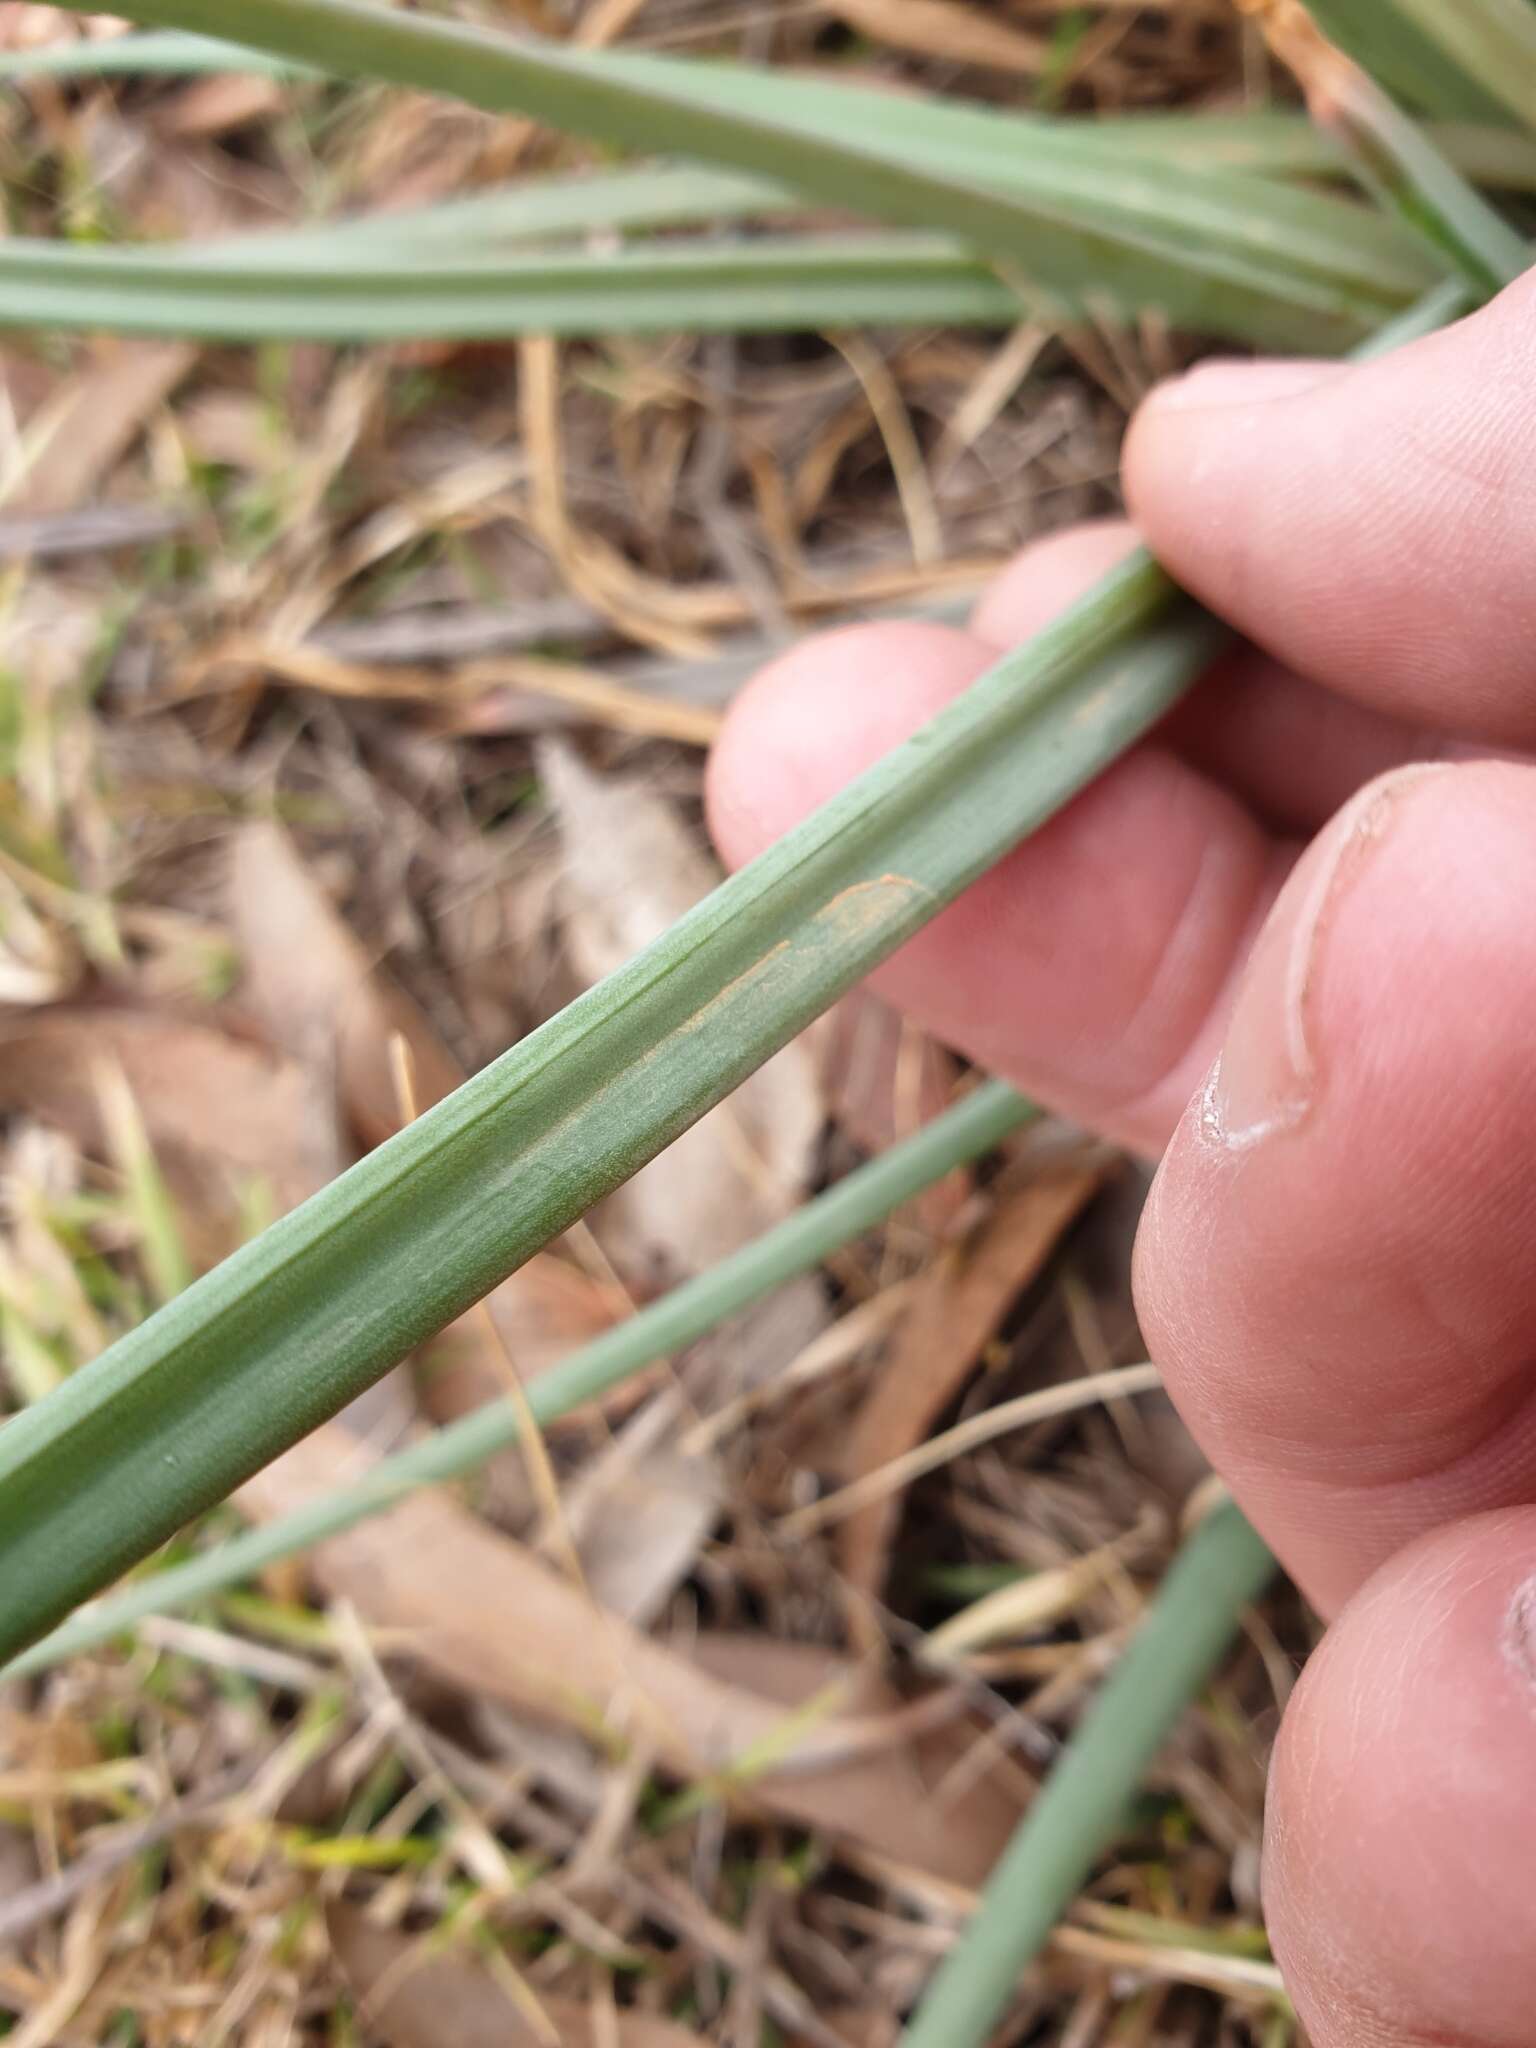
[1135,355,1340,421]
[1121,357,1340,574]
[704,618,991,873]
[967,521,1139,648]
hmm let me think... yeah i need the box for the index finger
[1124,269,1536,744]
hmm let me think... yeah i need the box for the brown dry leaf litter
[0,3,1291,2041]
[240,1427,1027,1888]
[825,0,1049,79]
[229,819,466,1150]
[836,1158,1112,1614]
[0,1006,323,1226]
[331,1903,710,2048]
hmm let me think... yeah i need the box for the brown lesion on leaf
[812,872,935,945]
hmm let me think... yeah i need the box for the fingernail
[1203,764,1453,1152]
[1148,356,1341,414]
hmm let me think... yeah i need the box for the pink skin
[706,270,1536,2047]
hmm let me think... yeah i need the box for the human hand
[706,273,1536,2048]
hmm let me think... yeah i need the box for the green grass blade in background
[1091,109,1536,190]
[31,0,1437,359]
[3,1082,1034,1680]
[596,53,1439,303]
[235,162,792,260]
[15,36,1536,196]
[0,554,1228,1665]
[900,1504,1278,2048]
[1302,0,1513,121]
[0,26,309,76]
[1310,58,1529,290]
[234,123,1436,302]
[1384,0,1536,133]
[0,226,1412,351]
[0,235,1039,343]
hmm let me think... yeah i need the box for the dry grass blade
[788,1363,1165,1544]
[1051,1924,1287,2004]
[919,1513,1161,1669]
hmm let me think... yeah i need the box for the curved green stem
[899,1504,1277,2047]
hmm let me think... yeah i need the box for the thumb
[1123,267,1536,743]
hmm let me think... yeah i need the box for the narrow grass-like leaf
[0,554,1227,1666]
[1275,24,1528,290]
[0,142,1435,346]
[1328,83,1528,290]
[34,0,1438,357]
[1094,110,1536,190]
[3,1080,1034,1680]
[899,1503,1277,2047]
[238,162,792,261]
[1383,0,1536,134]
[0,27,309,77]
[589,52,1438,304]
[20,33,1536,195]
[1302,0,1513,121]
[0,235,1041,344]
[14,37,1536,194]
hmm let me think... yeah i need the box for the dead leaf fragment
[821,990,969,1234]
[840,1162,1106,1607]
[0,1006,321,1232]
[826,0,1046,73]
[229,820,462,1150]
[329,1903,706,2048]
[15,341,195,516]
[244,1429,1023,1886]
[154,70,287,138]
[560,1408,722,1628]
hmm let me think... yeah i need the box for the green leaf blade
[4,1079,1037,1680]
[19,0,1436,356]
[1304,0,1528,124]
[0,555,1227,1664]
